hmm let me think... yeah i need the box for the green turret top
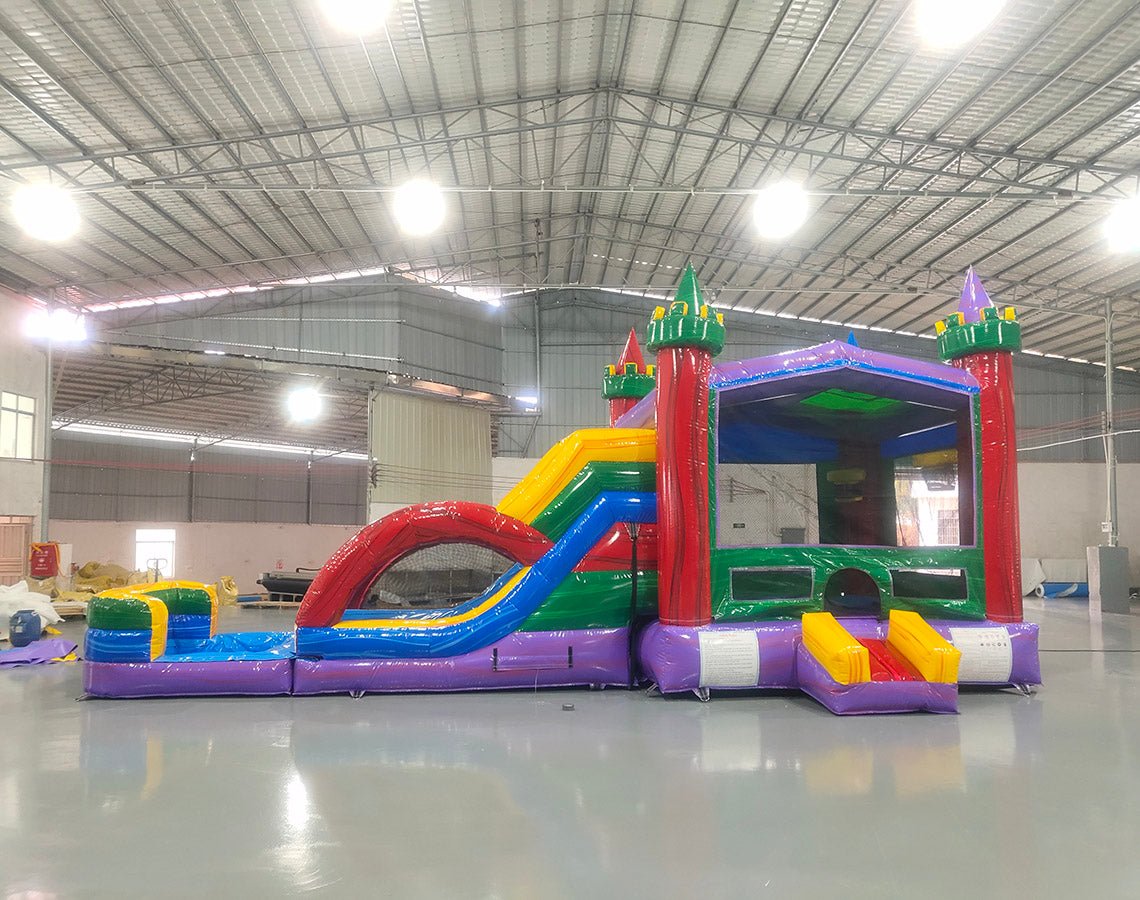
[602,328,656,400]
[646,264,726,355]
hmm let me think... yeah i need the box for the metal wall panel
[51,433,189,522]
[100,281,504,394]
[310,457,369,526]
[371,391,492,506]
[190,447,309,524]
[50,434,366,525]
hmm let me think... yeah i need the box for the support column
[1104,299,1118,547]
[647,265,725,627]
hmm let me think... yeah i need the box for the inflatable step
[797,612,958,715]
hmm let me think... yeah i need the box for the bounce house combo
[83,266,1040,713]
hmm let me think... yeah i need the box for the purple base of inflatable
[82,629,630,698]
[638,618,1041,703]
[84,659,294,698]
[293,628,629,695]
[794,644,958,715]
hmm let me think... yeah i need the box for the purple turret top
[958,266,995,323]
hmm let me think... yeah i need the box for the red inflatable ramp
[296,502,553,628]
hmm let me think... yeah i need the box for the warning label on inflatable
[698,631,760,687]
[949,627,1013,683]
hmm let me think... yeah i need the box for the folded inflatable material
[885,610,960,683]
[84,659,294,698]
[801,612,869,684]
[0,637,78,667]
[1039,582,1089,599]
[795,644,958,715]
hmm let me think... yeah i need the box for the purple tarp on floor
[0,638,78,667]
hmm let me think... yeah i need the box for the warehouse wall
[0,294,47,533]
[48,519,358,595]
[1019,463,1140,582]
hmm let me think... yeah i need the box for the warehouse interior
[1,0,1139,895]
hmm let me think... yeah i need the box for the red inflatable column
[937,268,1023,623]
[647,265,725,627]
[602,328,655,426]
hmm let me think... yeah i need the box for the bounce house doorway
[823,568,882,617]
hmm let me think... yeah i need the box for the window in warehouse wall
[0,392,35,460]
[937,509,960,546]
[135,528,176,578]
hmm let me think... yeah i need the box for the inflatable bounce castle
[83,266,1040,714]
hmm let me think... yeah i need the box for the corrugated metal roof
[0,0,1136,367]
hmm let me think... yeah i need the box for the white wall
[1018,462,1140,581]
[0,294,46,533]
[491,457,540,504]
[49,520,359,595]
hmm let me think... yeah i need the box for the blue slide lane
[295,491,657,660]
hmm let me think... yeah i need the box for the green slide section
[529,461,656,540]
[519,570,658,631]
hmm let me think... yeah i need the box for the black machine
[256,568,318,603]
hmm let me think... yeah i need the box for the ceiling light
[318,0,392,35]
[11,184,80,242]
[914,0,1004,48]
[286,386,323,423]
[1105,196,1140,253]
[752,181,810,239]
[24,307,87,343]
[392,178,445,236]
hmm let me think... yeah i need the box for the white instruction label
[698,631,760,688]
[949,627,1013,683]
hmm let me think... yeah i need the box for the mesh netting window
[894,464,961,547]
[365,543,514,610]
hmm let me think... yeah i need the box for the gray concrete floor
[1,599,1138,898]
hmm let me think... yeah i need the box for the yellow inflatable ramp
[496,428,655,524]
[801,612,870,685]
[885,610,961,684]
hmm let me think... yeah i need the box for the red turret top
[617,328,646,370]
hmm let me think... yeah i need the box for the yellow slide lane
[496,428,655,525]
[333,568,530,630]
